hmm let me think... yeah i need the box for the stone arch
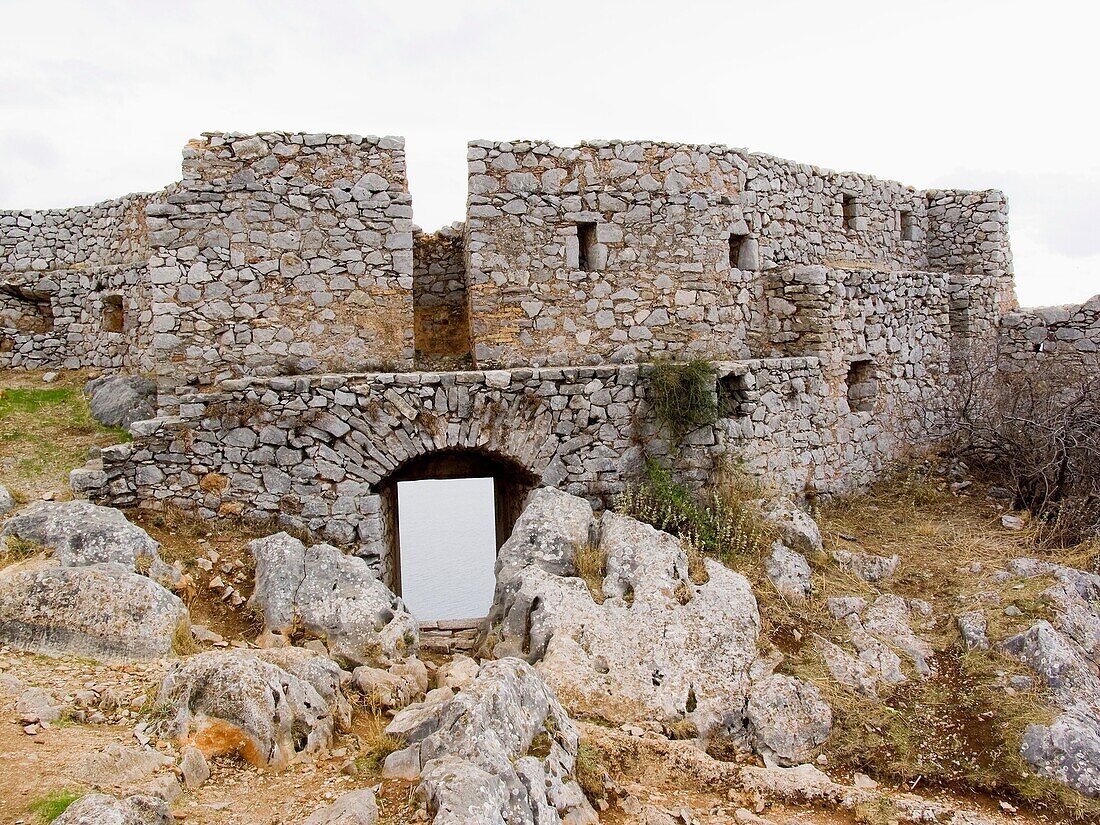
[351,385,559,592]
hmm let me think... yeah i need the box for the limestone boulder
[352,660,425,712]
[84,374,157,429]
[764,541,811,600]
[253,646,353,732]
[0,500,178,586]
[302,790,379,825]
[745,673,832,766]
[998,558,1100,798]
[74,743,175,787]
[54,793,170,825]
[249,532,417,666]
[0,564,189,660]
[153,649,338,770]
[384,657,597,825]
[832,549,899,582]
[0,483,13,516]
[486,488,760,743]
[16,686,63,724]
[760,499,823,559]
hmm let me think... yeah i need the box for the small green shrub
[27,790,83,823]
[614,460,774,563]
[645,358,717,440]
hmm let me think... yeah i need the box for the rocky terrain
[1,368,1098,825]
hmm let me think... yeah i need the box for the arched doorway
[378,448,538,620]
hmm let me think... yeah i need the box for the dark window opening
[718,372,752,417]
[841,194,858,232]
[1033,342,1045,353]
[728,233,747,270]
[102,294,124,333]
[577,222,597,271]
[846,358,877,413]
[0,285,54,333]
[900,209,917,241]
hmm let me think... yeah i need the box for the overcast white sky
[1,0,1096,307]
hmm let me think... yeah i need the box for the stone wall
[147,132,415,386]
[77,352,931,582]
[0,194,156,370]
[463,139,998,370]
[413,223,471,368]
[998,295,1100,372]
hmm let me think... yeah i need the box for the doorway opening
[397,477,496,621]
[379,449,538,621]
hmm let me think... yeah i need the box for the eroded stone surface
[0,500,178,586]
[487,489,760,741]
[0,563,188,660]
[248,532,417,666]
[384,657,597,825]
[154,649,337,771]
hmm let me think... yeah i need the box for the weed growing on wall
[644,358,717,441]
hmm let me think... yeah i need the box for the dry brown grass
[1,536,46,568]
[572,540,607,603]
[353,710,405,775]
[769,462,1100,819]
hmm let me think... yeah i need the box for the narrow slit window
[900,209,917,241]
[102,294,124,333]
[728,233,746,270]
[842,194,858,232]
[577,222,597,272]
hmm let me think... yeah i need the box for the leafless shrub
[940,346,1100,546]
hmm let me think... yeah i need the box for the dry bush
[644,357,717,441]
[939,348,1100,547]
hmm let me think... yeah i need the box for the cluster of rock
[998,559,1100,797]
[821,595,935,695]
[248,531,418,665]
[384,658,598,824]
[0,501,188,660]
[484,487,832,766]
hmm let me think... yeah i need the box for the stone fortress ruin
[3,131,1098,590]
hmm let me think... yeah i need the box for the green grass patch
[0,383,128,496]
[27,789,83,823]
[644,357,717,441]
[613,459,775,563]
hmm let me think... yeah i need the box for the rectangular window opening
[900,209,917,242]
[842,194,858,232]
[846,358,878,413]
[102,294,125,333]
[576,222,597,272]
[0,286,54,333]
[718,372,752,417]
